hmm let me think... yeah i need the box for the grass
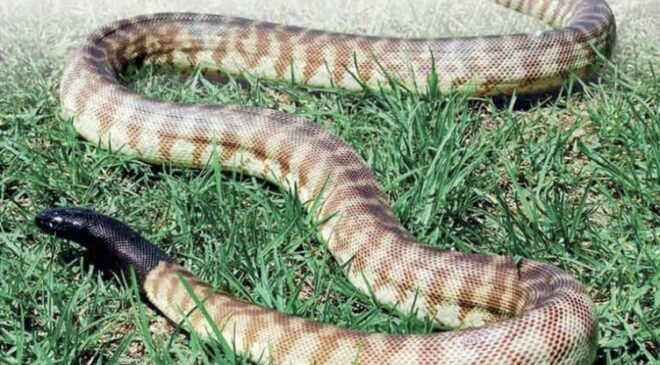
[1,7,659,365]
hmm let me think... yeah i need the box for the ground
[0,0,658,364]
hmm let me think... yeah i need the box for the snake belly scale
[50,0,616,363]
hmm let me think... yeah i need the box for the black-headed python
[35,0,616,363]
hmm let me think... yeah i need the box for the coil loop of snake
[36,0,616,364]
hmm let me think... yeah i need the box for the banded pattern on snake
[42,0,616,363]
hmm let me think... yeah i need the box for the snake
[36,0,616,363]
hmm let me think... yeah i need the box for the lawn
[0,0,658,364]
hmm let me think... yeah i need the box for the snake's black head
[35,207,99,242]
[35,207,172,286]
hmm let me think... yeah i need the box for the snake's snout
[34,210,57,232]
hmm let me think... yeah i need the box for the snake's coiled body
[53,1,616,364]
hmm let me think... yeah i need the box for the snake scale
[38,0,616,363]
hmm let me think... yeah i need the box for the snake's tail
[35,207,172,285]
